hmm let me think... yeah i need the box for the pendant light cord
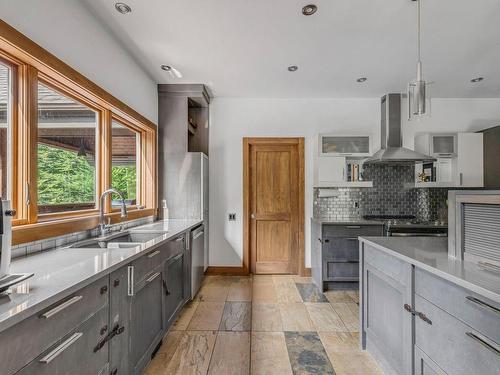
[417,0,421,62]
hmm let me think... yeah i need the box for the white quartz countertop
[0,219,202,333]
[359,236,500,304]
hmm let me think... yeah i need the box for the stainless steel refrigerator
[160,152,208,271]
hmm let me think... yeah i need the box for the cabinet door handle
[346,226,361,229]
[175,237,184,242]
[40,296,83,319]
[148,250,161,258]
[346,237,358,241]
[163,280,171,296]
[317,238,322,244]
[465,332,500,356]
[146,272,161,283]
[459,172,463,186]
[403,304,432,325]
[39,332,83,364]
[127,266,134,296]
[324,239,330,243]
[466,296,500,316]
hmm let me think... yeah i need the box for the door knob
[251,214,255,219]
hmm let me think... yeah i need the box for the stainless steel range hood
[364,94,435,164]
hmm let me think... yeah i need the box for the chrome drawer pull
[466,296,500,316]
[477,261,500,274]
[175,237,184,242]
[39,332,83,364]
[146,272,161,283]
[346,237,358,241]
[127,266,134,296]
[147,250,161,258]
[40,296,83,319]
[466,332,500,356]
[346,226,361,229]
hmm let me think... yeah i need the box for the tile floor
[145,275,383,375]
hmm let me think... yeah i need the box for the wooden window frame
[0,20,157,245]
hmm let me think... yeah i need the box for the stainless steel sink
[67,231,167,249]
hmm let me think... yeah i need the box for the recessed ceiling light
[115,3,132,14]
[470,77,484,83]
[161,65,183,78]
[288,65,298,72]
[356,77,368,83]
[302,4,318,16]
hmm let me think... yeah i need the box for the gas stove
[363,215,448,237]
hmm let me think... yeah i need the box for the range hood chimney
[364,94,435,164]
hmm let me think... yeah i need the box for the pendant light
[407,0,430,120]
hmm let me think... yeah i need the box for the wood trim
[205,266,249,276]
[0,20,158,243]
[0,19,156,130]
[242,137,306,276]
[12,208,156,245]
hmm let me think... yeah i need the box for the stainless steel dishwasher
[191,225,205,298]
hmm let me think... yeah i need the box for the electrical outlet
[228,213,236,221]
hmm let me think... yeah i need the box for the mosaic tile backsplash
[314,164,450,222]
[11,216,155,259]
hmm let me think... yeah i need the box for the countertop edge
[0,219,203,333]
[359,237,500,305]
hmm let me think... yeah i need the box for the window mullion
[25,65,38,224]
[102,109,112,214]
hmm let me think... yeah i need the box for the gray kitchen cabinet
[0,277,109,375]
[129,264,164,375]
[414,346,448,375]
[16,306,109,375]
[311,221,384,291]
[361,244,413,375]
[183,238,192,302]
[163,252,185,329]
[414,293,500,375]
[109,266,130,375]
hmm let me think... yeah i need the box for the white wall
[209,97,500,268]
[0,0,157,123]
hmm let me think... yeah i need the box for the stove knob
[4,210,16,217]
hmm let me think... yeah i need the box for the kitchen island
[358,236,500,375]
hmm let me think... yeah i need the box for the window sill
[12,208,157,245]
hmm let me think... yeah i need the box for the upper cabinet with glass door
[319,135,372,157]
[415,133,457,157]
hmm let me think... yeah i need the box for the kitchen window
[37,81,99,214]
[0,61,12,203]
[111,119,139,207]
[0,24,157,245]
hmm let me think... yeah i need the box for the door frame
[243,137,305,275]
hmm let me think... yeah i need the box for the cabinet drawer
[364,244,407,282]
[322,238,359,261]
[324,261,359,281]
[17,306,109,375]
[323,224,384,238]
[0,277,109,375]
[415,268,500,344]
[415,294,500,375]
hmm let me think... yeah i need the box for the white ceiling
[83,0,500,98]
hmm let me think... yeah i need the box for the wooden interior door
[246,138,304,274]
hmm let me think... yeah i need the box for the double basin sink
[67,230,168,249]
